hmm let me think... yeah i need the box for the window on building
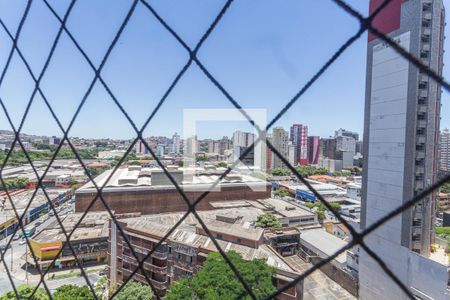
[420,50,429,58]
[419,82,428,89]
[412,234,421,241]
[421,35,430,43]
[422,3,431,12]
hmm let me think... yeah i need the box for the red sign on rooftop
[368,0,405,42]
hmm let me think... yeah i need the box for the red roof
[41,246,61,251]
[86,162,107,168]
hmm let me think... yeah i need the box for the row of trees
[1,251,276,300]
[295,165,328,177]
[0,177,28,190]
[273,188,289,198]
[271,165,361,178]
[304,201,342,221]
[0,148,98,166]
[0,280,153,300]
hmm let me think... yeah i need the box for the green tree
[165,278,193,300]
[0,148,99,167]
[441,183,450,194]
[303,201,340,213]
[304,202,315,209]
[94,276,107,297]
[86,166,110,177]
[255,213,282,229]
[114,280,153,300]
[271,167,288,176]
[316,210,325,222]
[333,170,351,177]
[0,177,28,190]
[53,285,94,300]
[295,165,328,177]
[316,167,328,175]
[215,161,228,168]
[250,172,267,181]
[0,285,48,300]
[436,227,450,242]
[165,251,276,300]
[350,167,362,175]
[273,189,289,198]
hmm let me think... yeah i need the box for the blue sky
[0,0,448,140]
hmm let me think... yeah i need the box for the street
[0,201,103,295]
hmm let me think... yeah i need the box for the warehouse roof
[77,166,268,192]
[33,212,110,243]
[300,228,348,264]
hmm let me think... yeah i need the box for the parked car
[12,233,21,241]
[99,268,108,276]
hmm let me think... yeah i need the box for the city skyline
[0,1,449,299]
[0,1,449,140]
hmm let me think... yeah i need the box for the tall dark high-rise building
[360,1,447,299]
[290,124,308,165]
[319,138,337,160]
[307,136,320,165]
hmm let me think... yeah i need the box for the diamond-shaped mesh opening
[0,0,449,299]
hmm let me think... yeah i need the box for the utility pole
[25,242,28,285]
[10,245,13,274]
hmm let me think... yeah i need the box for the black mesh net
[0,0,448,299]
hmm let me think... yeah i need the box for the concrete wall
[310,256,359,297]
[76,184,270,215]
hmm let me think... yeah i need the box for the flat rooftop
[77,166,268,192]
[281,179,347,197]
[300,228,348,265]
[250,198,316,218]
[0,188,71,211]
[33,212,110,243]
[2,162,86,181]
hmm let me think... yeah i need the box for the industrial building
[75,166,270,215]
[28,212,109,270]
[0,188,72,240]
[108,198,352,299]
[278,179,347,203]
